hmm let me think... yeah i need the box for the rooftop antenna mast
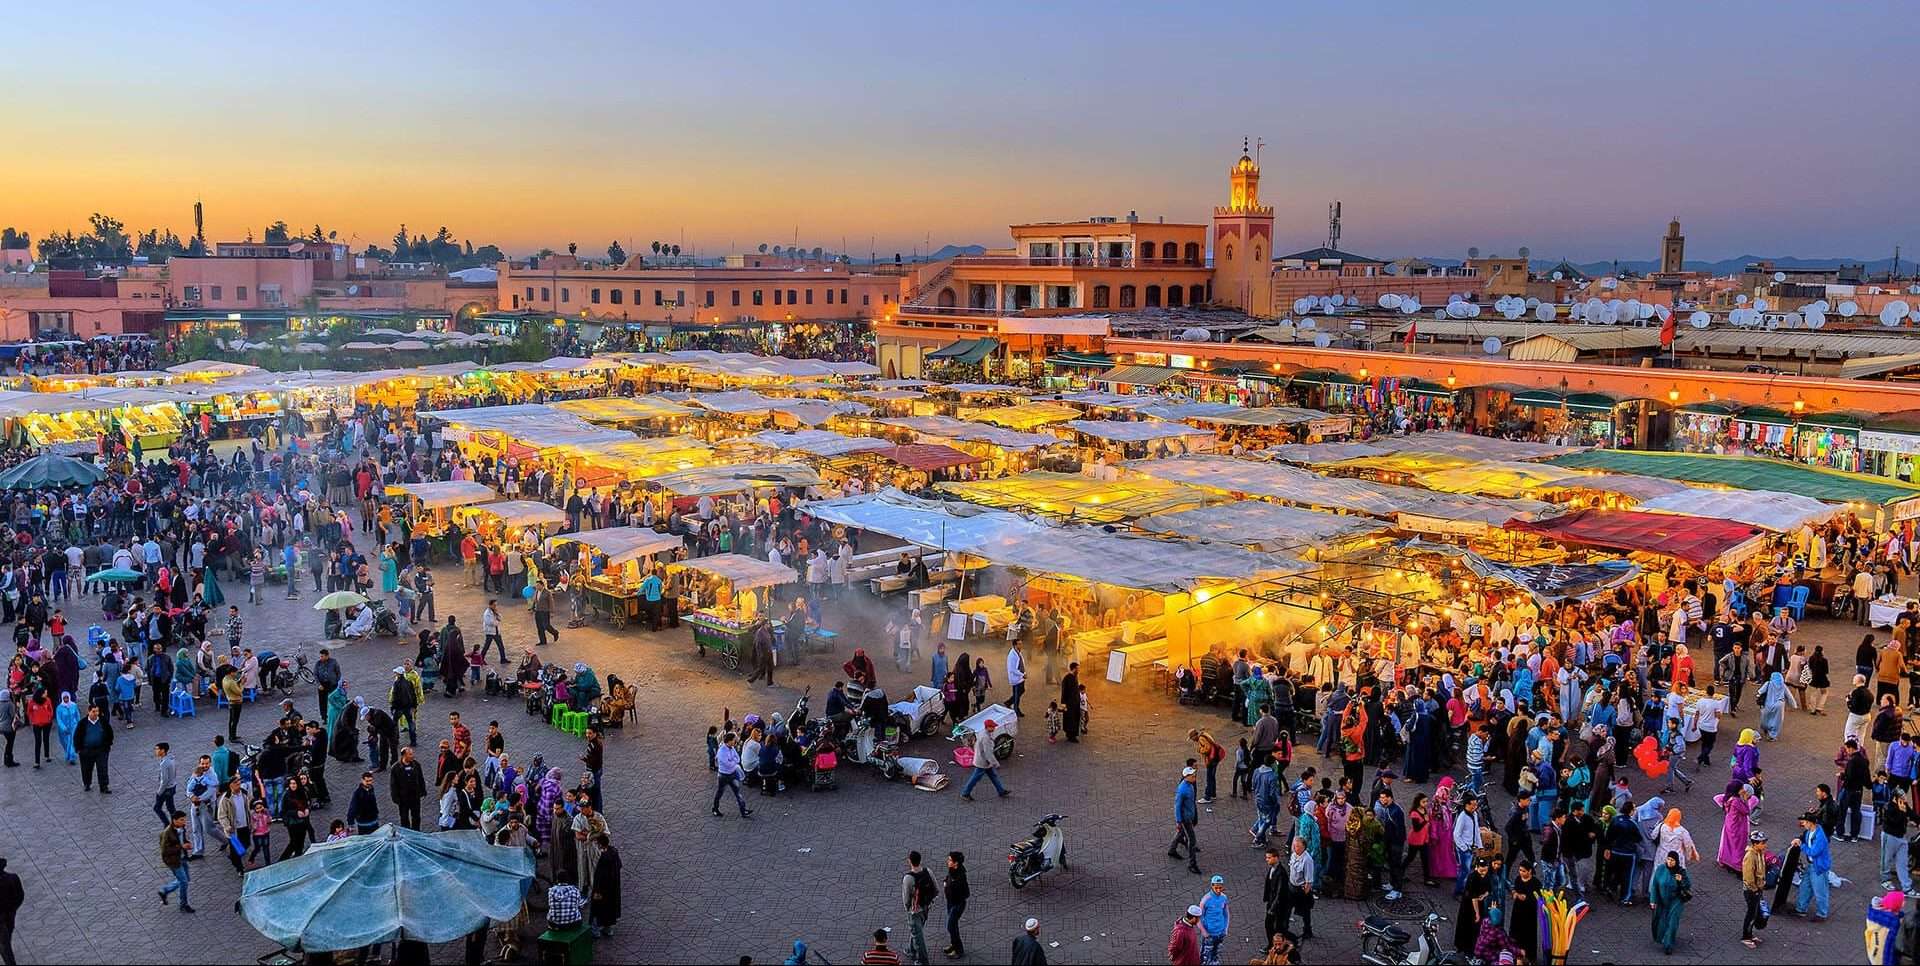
[1327,201,1343,252]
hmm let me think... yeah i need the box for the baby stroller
[808,737,840,792]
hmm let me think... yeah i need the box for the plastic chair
[1787,584,1811,620]
[550,704,567,729]
[243,688,257,704]
[1728,589,1749,619]
[170,688,196,718]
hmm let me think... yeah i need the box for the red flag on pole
[1404,320,1418,348]
[1659,311,1676,348]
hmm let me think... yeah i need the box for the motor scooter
[1008,814,1067,888]
[1357,913,1470,966]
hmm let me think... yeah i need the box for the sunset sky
[9,1,1914,263]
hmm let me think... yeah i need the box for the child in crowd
[1044,702,1061,742]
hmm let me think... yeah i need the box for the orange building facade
[495,255,906,328]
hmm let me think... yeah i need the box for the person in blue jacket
[1795,809,1833,919]
[1169,766,1201,874]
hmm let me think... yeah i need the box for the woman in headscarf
[1757,671,1789,740]
[929,642,948,690]
[1587,727,1617,813]
[533,768,565,846]
[1503,711,1530,796]
[1342,800,1370,900]
[1242,665,1272,727]
[324,683,350,740]
[1656,807,1698,868]
[1295,798,1324,888]
[1512,660,1535,708]
[329,696,363,761]
[173,644,198,698]
[53,692,80,764]
[1730,729,1761,787]
[1456,854,1491,953]
[1713,784,1757,870]
[950,652,972,721]
[380,544,399,594]
[1649,850,1690,954]
[1427,776,1461,884]
[1507,858,1543,966]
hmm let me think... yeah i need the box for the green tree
[471,244,505,265]
[392,224,410,254]
[607,240,626,265]
[307,224,328,244]
[811,246,822,260]
[670,244,681,258]
[650,241,661,256]
[263,220,291,244]
[567,242,578,256]
[0,227,26,250]
[84,212,132,259]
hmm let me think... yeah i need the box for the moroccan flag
[1659,311,1676,348]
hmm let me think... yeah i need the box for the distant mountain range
[1408,254,1909,278]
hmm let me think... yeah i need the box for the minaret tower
[1211,138,1275,316]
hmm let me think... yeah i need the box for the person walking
[943,851,969,959]
[313,648,340,718]
[152,742,177,825]
[1169,905,1203,966]
[1260,846,1291,946]
[1169,766,1201,874]
[1741,831,1768,949]
[959,720,1008,801]
[0,856,21,965]
[1196,874,1230,966]
[1006,640,1026,717]
[710,732,752,818]
[1649,850,1691,954]
[1010,918,1046,966]
[1794,810,1832,920]
[532,583,558,647]
[391,747,427,831]
[156,810,194,914]
[902,851,938,966]
[1059,661,1081,742]
[480,600,506,665]
[345,771,380,835]
[73,704,113,793]
[0,688,18,769]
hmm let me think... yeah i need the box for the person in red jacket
[1168,905,1202,966]
[25,691,55,767]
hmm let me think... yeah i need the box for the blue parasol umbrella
[0,454,106,490]
[240,824,533,951]
[85,567,143,584]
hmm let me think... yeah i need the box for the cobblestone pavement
[0,536,1895,964]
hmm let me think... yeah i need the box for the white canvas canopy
[1137,501,1388,552]
[767,400,869,426]
[545,526,684,564]
[683,390,779,414]
[1263,440,1391,464]
[673,553,798,590]
[1125,455,1552,526]
[166,360,261,376]
[872,417,1064,452]
[468,500,568,528]
[805,489,1308,593]
[646,463,820,496]
[738,430,893,458]
[395,481,497,509]
[1636,488,1842,532]
[1065,419,1214,443]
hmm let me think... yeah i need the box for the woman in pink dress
[1712,783,1756,871]
[1427,776,1461,883]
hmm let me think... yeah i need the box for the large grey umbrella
[0,454,106,489]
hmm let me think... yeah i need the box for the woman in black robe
[1059,663,1082,742]
[951,654,972,721]
[1456,856,1490,953]
[590,836,622,936]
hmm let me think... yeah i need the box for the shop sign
[1862,430,1920,455]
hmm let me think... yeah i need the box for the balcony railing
[952,255,1211,270]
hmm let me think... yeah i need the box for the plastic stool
[565,711,589,736]
[243,688,257,703]
[170,689,196,718]
[88,624,109,647]
[550,704,567,729]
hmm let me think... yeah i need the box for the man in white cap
[1168,905,1202,965]
[1169,765,1201,874]
[1197,874,1230,966]
[1010,917,1045,965]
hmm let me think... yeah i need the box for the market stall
[1135,500,1389,556]
[939,469,1213,524]
[455,499,568,553]
[545,526,686,626]
[1506,509,1767,568]
[391,481,498,557]
[1063,418,1214,464]
[668,553,800,668]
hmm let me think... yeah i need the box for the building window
[1139,241,1156,262]
[1145,285,1161,307]
[590,288,601,304]
[210,286,223,301]
[1184,242,1201,265]
[1189,284,1205,305]
[654,290,663,306]
[862,294,870,306]
[731,289,741,307]
[1167,285,1184,308]
[610,289,623,305]
[804,289,813,305]
[183,286,201,302]
[511,295,520,309]
[1092,285,1110,308]
[261,284,282,306]
[753,290,764,306]
[1223,244,1233,261]
[841,288,849,304]
[540,287,550,301]
[525,286,534,301]
[704,290,715,307]
[773,290,782,305]
[825,289,833,304]
[560,288,569,303]
[235,286,248,301]
[676,289,685,306]
[1119,285,1136,308]
[786,289,797,305]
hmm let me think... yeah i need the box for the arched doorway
[1188,284,1205,306]
[1167,285,1184,308]
[1183,242,1201,265]
[1145,285,1162,307]
[937,287,957,308]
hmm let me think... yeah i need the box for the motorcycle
[1008,814,1067,889]
[1358,913,1469,966]
[370,599,401,637]
[259,650,315,698]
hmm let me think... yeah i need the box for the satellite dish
[1401,296,1421,315]
[1466,302,1483,317]
[1772,271,1786,282]
[1551,271,1564,281]
[1446,302,1470,319]
[1884,301,1913,326]
[1518,246,1531,259]
[1602,278,1619,290]
[1736,294,1749,305]
[1298,317,1316,330]
[347,285,360,295]
[1534,302,1556,322]
[1654,304,1672,322]
[1434,308,1447,320]
[1379,293,1402,309]
[287,242,306,254]
[1345,295,1361,307]
[1503,304,1525,320]
[1753,298,1769,311]
[1313,333,1332,349]
[1467,247,1480,259]
[1638,302,1658,320]
[1525,297,1541,307]
[1808,311,1827,330]
[1689,310,1711,329]
[1482,337,1503,355]
[1180,327,1211,341]
[1838,300,1859,318]
[1763,314,1781,330]
[1783,311,1803,329]
[1292,297,1314,314]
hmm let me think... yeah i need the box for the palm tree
[651,241,662,256]
[670,245,680,258]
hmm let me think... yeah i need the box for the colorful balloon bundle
[1538,888,1590,964]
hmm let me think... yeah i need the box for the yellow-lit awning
[1419,461,1596,499]
[1322,451,1477,476]
[938,470,1213,524]
[956,402,1079,430]
[550,396,696,423]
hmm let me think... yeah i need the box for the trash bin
[537,923,594,965]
